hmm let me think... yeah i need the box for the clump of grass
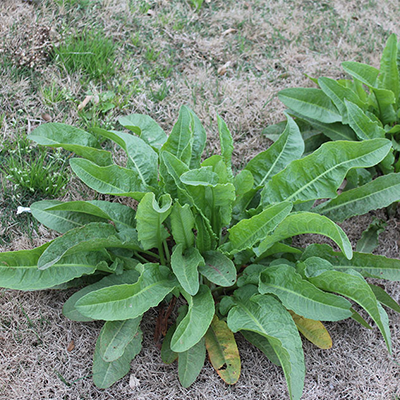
[53,29,118,83]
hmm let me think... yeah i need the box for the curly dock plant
[2,107,400,399]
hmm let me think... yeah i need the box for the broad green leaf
[162,105,193,165]
[255,212,352,260]
[76,264,177,321]
[369,283,400,313]
[136,193,172,250]
[70,158,148,200]
[63,271,140,322]
[178,337,206,388]
[228,202,293,253]
[171,244,203,296]
[261,139,391,205]
[345,100,386,140]
[194,213,217,253]
[279,88,342,123]
[378,34,399,104]
[92,327,142,388]
[198,250,236,287]
[188,107,206,169]
[314,173,400,222]
[318,76,365,123]
[342,61,380,88]
[356,218,386,253]
[99,317,142,362]
[259,265,352,321]
[205,315,241,385]
[92,128,158,187]
[241,331,281,366]
[308,269,391,352]
[161,324,178,364]
[31,200,106,234]
[171,285,214,352]
[28,123,112,166]
[118,114,167,150]
[170,202,195,249]
[227,292,305,400]
[288,311,332,349]
[0,243,108,290]
[232,169,256,221]
[371,88,397,124]
[201,155,231,183]
[217,114,234,166]
[244,116,304,187]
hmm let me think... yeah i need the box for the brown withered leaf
[67,340,75,352]
[222,28,237,37]
[41,113,51,122]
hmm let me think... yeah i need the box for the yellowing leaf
[289,311,332,349]
[205,315,241,385]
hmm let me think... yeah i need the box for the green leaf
[162,105,193,165]
[255,212,352,260]
[279,88,342,123]
[228,202,293,253]
[28,123,113,166]
[308,269,392,353]
[171,285,214,352]
[170,202,195,249]
[178,337,206,388]
[118,114,167,151]
[99,317,142,362]
[205,315,241,385]
[227,292,305,400]
[351,308,372,329]
[371,88,397,125]
[241,331,281,366]
[136,193,172,250]
[345,100,386,140]
[194,213,217,253]
[188,107,207,169]
[342,61,380,88]
[70,158,148,200]
[161,324,178,364]
[0,243,104,290]
[261,139,391,205]
[314,173,400,222]
[244,116,304,187]
[259,265,352,321]
[171,244,203,296]
[198,250,236,287]
[356,218,386,253]
[92,326,142,388]
[378,34,399,104]
[76,264,177,321]
[369,283,400,313]
[63,271,140,322]
[217,114,234,166]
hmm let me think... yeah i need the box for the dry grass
[1,0,400,399]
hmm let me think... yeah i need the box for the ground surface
[1,0,400,399]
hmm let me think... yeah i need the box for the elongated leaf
[279,88,342,123]
[378,34,399,104]
[288,311,332,349]
[0,243,109,290]
[369,283,400,313]
[171,244,203,296]
[217,114,234,166]
[227,291,305,400]
[351,308,372,329]
[198,250,236,287]
[261,139,391,205]
[188,107,206,169]
[259,265,352,321]
[118,114,167,150]
[76,264,177,321]
[162,105,193,165]
[194,213,217,253]
[136,193,172,250]
[255,212,352,259]
[171,285,214,352]
[178,337,206,388]
[92,128,158,187]
[205,315,241,384]
[28,123,112,166]
[63,271,140,322]
[170,202,195,249]
[241,331,281,366]
[342,61,380,87]
[308,269,391,352]
[356,219,386,253]
[92,327,142,388]
[245,116,304,187]
[70,158,148,200]
[345,100,385,140]
[371,88,397,124]
[314,173,400,222]
[99,317,142,362]
[228,202,292,253]
[161,324,178,364]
